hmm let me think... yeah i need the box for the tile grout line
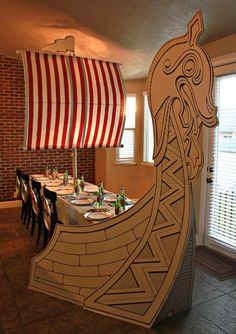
[192,290,225,308]
[194,308,229,334]
[1,208,78,332]
[1,253,27,334]
[195,268,236,294]
[0,208,36,334]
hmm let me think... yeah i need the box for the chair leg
[23,203,27,225]
[26,198,32,229]
[31,211,36,236]
[21,200,24,220]
[36,216,42,244]
[43,228,48,249]
[26,208,31,229]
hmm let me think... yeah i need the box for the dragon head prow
[147,10,218,180]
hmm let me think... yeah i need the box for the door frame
[198,52,236,259]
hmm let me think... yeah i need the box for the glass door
[204,74,236,259]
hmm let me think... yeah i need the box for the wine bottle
[100,181,104,194]
[120,186,126,209]
[74,178,80,195]
[97,186,103,206]
[80,175,85,191]
[63,170,68,186]
[100,181,104,201]
[115,194,121,215]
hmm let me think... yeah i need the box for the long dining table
[31,173,135,226]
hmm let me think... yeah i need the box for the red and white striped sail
[20,51,125,150]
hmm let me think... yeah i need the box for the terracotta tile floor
[0,207,236,334]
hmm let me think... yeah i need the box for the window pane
[208,74,236,249]
[218,76,236,109]
[117,95,136,162]
[143,94,154,163]
[125,96,136,128]
[118,129,135,160]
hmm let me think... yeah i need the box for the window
[116,95,136,162]
[143,93,154,163]
[207,74,236,251]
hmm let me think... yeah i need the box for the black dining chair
[15,168,22,199]
[21,173,31,226]
[30,179,44,242]
[42,186,63,248]
[16,168,24,220]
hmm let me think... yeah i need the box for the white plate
[56,189,74,195]
[84,186,98,193]
[57,175,72,180]
[34,177,50,182]
[31,174,44,178]
[84,210,113,221]
[46,187,74,195]
[104,195,117,203]
[45,181,62,187]
[71,198,95,206]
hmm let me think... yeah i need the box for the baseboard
[0,200,21,209]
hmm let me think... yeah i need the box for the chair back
[32,179,43,210]
[16,169,22,197]
[42,195,51,231]
[21,173,29,203]
[43,186,59,232]
[29,186,39,215]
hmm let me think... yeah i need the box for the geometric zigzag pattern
[85,120,188,326]
[27,11,218,329]
[27,10,217,329]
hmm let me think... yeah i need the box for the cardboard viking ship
[23,11,218,328]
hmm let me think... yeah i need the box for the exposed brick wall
[0,55,95,201]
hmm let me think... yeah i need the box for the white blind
[117,95,136,161]
[208,74,236,250]
[143,93,154,163]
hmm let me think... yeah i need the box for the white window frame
[116,94,136,164]
[198,52,236,260]
[143,92,154,164]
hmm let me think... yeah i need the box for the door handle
[207,177,213,184]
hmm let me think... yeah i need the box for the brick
[61,230,106,244]
[36,278,84,303]
[64,274,109,288]
[80,246,129,266]
[36,259,53,271]
[46,250,79,265]
[0,53,95,201]
[35,267,63,284]
[54,241,86,255]
[87,230,136,254]
[106,209,151,239]
[99,260,124,276]
[54,262,98,276]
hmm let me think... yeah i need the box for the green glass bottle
[45,164,49,177]
[100,181,104,200]
[80,175,85,191]
[115,194,121,215]
[54,167,58,177]
[120,186,126,209]
[100,181,104,193]
[63,170,68,186]
[97,186,103,206]
[74,178,80,195]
